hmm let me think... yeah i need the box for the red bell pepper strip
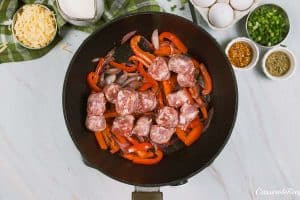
[135,60,158,88]
[162,79,172,97]
[109,60,137,72]
[188,116,201,129]
[130,35,155,64]
[137,151,155,159]
[132,149,163,165]
[112,132,128,144]
[193,59,213,96]
[157,85,165,108]
[127,142,153,153]
[159,32,187,54]
[154,45,172,56]
[183,88,194,104]
[101,127,120,154]
[126,136,140,145]
[129,55,150,68]
[95,131,107,150]
[194,96,208,120]
[87,72,101,92]
[104,111,119,119]
[87,57,106,92]
[139,82,153,91]
[95,57,105,74]
[176,119,203,146]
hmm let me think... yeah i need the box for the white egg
[208,3,234,28]
[193,0,216,8]
[230,0,254,11]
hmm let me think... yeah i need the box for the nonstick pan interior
[63,12,238,187]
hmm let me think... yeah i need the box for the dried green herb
[266,51,290,76]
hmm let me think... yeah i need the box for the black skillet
[63,12,238,200]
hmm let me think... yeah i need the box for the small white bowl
[225,37,259,70]
[246,4,290,48]
[262,47,296,80]
[56,0,104,26]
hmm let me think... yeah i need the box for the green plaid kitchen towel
[0,0,162,63]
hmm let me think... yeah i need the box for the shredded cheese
[13,4,57,49]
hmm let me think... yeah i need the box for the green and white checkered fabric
[0,0,162,63]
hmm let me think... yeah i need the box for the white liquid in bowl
[58,0,95,19]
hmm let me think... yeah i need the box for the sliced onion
[127,80,142,90]
[121,30,137,44]
[116,72,128,84]
[169,43,176,55]
[99,72,106,87]
[105,74,117,85]
[126,72,139,77]
[203,108,214,132]
[105,68,121,75]
[142,37,154,51]
[121,76,142,87]
[137,136,146,142]
[104,48,115,64]
[91,57,100,63]
[151,29,159,50]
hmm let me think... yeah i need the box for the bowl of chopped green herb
[246,4,290,48]
[262,47,296,80]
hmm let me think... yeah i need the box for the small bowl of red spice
[226,37,259,70]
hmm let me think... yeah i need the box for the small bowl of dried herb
[225,37,259,70]
[262,47,296,80]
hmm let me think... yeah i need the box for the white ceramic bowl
[225,37,259,70]
[56,0,104,26]
[246,4,290,48]
[262,47,296,80]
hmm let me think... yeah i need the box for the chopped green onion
[247,5,289,46]
[171,5,177,11]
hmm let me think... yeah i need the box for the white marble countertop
[1,0,300,199]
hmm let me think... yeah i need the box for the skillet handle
[132,187,163,200]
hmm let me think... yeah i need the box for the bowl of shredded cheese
[12,4,57,49]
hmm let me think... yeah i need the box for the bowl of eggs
[190,0,259,30]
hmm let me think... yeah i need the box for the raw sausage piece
[168,54,195,74]
[103,83,121,104]
[85,115,106,132]
[148,57,170,81]
[156,106,179,128]
[178,103,199,130]
[112,115,135,136]
[167,89,190,108]
[177,69,196,88]
[138,91,158,113]
[87,92,106,115]
[116,89,139,115]
[131,116,152,137]
[150,125,175,144]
